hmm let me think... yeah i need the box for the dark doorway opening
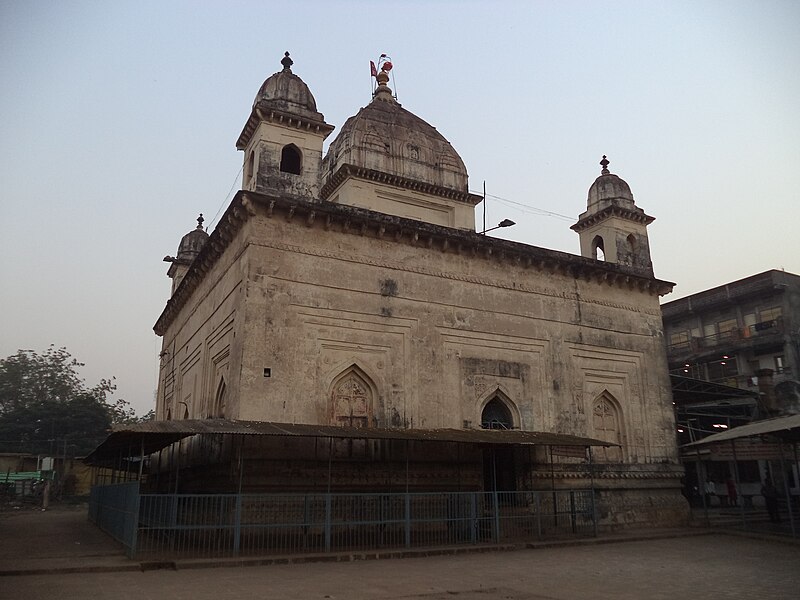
[483,446,517,504]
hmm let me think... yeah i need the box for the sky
[1,1,799,415]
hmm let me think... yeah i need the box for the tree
[0,346,148,457]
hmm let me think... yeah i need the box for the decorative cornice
[571,205,655,232]
[320,163,483,207]
[154,191,674,336]
[236,104,335,150]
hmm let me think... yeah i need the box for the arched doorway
[481,395,517,495]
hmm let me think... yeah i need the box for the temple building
[145,53,685,533]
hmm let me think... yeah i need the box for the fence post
[404,493,411,548]
[492,488,500,543]
[324,493,332,552]
[470,493,477,543]
[570,490,576,533]
[233,493,242,555]
[535,492,542,539]
[128,483,140,559]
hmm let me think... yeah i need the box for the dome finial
[600,155,610,175]
[196,213,204,230]
[372,54,396,103]
[281,51,293,72]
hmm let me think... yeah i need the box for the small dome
[587,156,635,210]
[177,214,209,262]
[322,76,468,192]
[252,52,323,122]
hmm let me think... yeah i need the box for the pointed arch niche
[479,389,519,430]
[329,365,376,428]
[592,391,624,462]
[210,376,227,419]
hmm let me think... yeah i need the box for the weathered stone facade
[154,55,687,528]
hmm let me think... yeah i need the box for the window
[669,330,689,345]
[591,235,605,261]
[481,397,514,429]
[280,144,302,174]
[759,306,782,322]
[775,356,786,373]
[717,319,737,341]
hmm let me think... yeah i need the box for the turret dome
[251,52,323,121]
[586,155,635,212]
[176,214,209,263]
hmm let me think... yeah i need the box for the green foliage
[0,346,150,457]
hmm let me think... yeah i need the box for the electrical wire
[470,189,575,222]
[208,164,244,231]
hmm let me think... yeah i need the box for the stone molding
[320,163,482,206]
[571,204,655,232]
[155,191,674,335]
[236,105,335,150]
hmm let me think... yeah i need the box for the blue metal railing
[88,481,140,557]
[89,487,596,558]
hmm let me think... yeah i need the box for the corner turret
[163,214,208,295]
[571,156,655,275]
[236,52,335,198]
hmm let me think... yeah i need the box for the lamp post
[479,219,515,235]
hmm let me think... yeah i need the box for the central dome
[322,78,468,193]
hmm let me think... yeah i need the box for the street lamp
[479,219,516,235]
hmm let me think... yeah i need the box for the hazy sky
[2,1,799,414]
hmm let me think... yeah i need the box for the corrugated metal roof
[683,413,800,448]
[670,374,757,403]
[85,419,616,465]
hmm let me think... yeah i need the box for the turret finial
[600,155,610,175]
[281,51,293,72]
[196,213,204,230]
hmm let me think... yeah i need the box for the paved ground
[2,505,800,599]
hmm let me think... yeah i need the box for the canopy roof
[84,419,616,466]
[683,413,800,448]
[670,374,757,404]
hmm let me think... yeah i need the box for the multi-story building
[663,270,799,405]
[662,270,800,503]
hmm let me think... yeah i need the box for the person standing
[704,479,716,507]
[761,479,780,523]
[726,477,738,507]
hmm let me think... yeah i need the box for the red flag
[370,61,377,78]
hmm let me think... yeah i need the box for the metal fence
[88,481,140,556]
[89,485,595,558]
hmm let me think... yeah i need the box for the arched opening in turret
[280,144,302,175]
[626,233,636,254]
[592,235,605,261]
[245,150,256,182]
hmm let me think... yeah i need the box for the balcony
[667,318,785,360]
